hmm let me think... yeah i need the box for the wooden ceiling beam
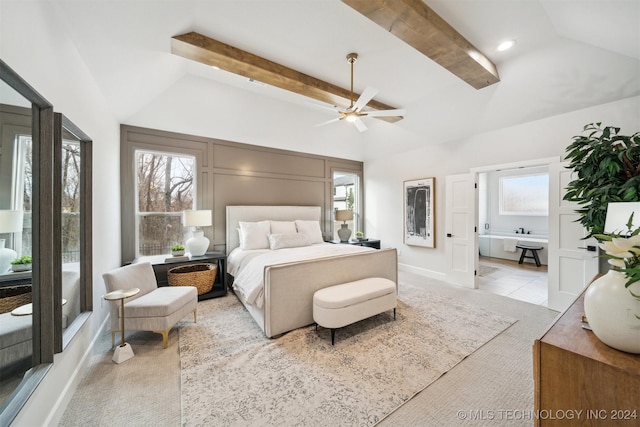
[171,32,402,122]
[341,0,500,89]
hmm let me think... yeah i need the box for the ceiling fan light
[345,114,358,122]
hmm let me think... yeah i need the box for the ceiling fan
[315,53,406,132]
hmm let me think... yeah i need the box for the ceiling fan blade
[314,117,342,127]
[365,109,406,118]
[353,86,378,113]
[353,118,368,132]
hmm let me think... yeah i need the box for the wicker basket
[167,263,217,295]
[0,285,32,314]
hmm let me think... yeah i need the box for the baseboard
[398,263,446,281]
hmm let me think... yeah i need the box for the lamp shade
[0,210,23,233]
[604,202,640,235]
[182,210,212,227]
[335,210,353,222]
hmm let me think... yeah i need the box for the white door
[548,162,599,311]
[445,173,477,288]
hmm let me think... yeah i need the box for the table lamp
[0,210,23,273]
[335,209,354,243]
[183,209,212,256]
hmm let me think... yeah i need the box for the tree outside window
[61,141,81,262]
[136,151,195,256]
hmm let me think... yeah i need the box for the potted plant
[10,255,32,272]
[355,231,365,241]
[564,122,640,238]
[171,244,185,257]
[564,123,640,353]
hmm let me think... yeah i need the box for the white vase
[584,269,640,354]
[0,239,17,274]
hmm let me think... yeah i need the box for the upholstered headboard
[225,206,322,255]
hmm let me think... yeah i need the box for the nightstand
[133,252,227,301]
[329,239,381,249]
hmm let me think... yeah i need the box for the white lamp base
[112,342,134,364]
[337,224,352,243]
[186,230,210,256]
[0,239,17,274]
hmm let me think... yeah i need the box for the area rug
[179,284,516,426]
[479,264,500,277]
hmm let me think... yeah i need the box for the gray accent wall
[120,125,363,264]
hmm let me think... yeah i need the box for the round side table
[11,299,67,316]
[103,288,140,364]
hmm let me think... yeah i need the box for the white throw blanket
[503,238,519,252]
[231,243,373,308]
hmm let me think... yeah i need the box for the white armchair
[102,262,197,349]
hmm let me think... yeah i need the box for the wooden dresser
[533,291,640,426]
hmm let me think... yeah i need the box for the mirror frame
[53,113,93,352]
[0,60,55,426]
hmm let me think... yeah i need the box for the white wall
[365,96,640,279]
[1,2,121,425]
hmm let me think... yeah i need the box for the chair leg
[154,330,170,349]
[393,308,396,320]
[193,308,197,323]
[331,329,335,346]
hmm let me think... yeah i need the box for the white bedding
[230,243,374,308]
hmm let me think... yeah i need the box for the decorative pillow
[239,221,271,250]
[268,233,310,250]
[295,220,324,244]
[270,221,297,234]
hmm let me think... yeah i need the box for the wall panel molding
[120,125,362,263]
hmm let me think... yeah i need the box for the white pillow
[295,220,324,244]
[268,233,311,250]
[270,221,297,234]
[239,221,271,250]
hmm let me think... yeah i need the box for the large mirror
[0,60,55,426]
[54,113,92,351]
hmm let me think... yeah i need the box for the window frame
[120,131,208,265]
[133,149,197,259]
[331,168,363,239]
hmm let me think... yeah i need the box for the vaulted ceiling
[41,0,640,158]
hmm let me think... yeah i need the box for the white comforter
[230,243,373,308]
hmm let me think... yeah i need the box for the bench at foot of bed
[313,277,397,345]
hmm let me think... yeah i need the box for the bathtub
[478,233,548,265]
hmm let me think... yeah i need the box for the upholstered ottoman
[313,277,397,345]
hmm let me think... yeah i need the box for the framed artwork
[404,177,435,248]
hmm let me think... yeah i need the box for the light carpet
[179,283,516,426]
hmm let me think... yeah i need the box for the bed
[226,205,398,338]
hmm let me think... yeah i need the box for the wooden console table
[533,289,640,426]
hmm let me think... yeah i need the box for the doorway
[472,158,557,307]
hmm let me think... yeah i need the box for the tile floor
[478,256,549,307]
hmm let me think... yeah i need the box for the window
[11,134,32,256]
[332,171,362,239]
[61,140,80,262]
[499,173,549,216]
[135,150,195,256]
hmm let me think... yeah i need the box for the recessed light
[497,40,515,51]
[210,65,221,70]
